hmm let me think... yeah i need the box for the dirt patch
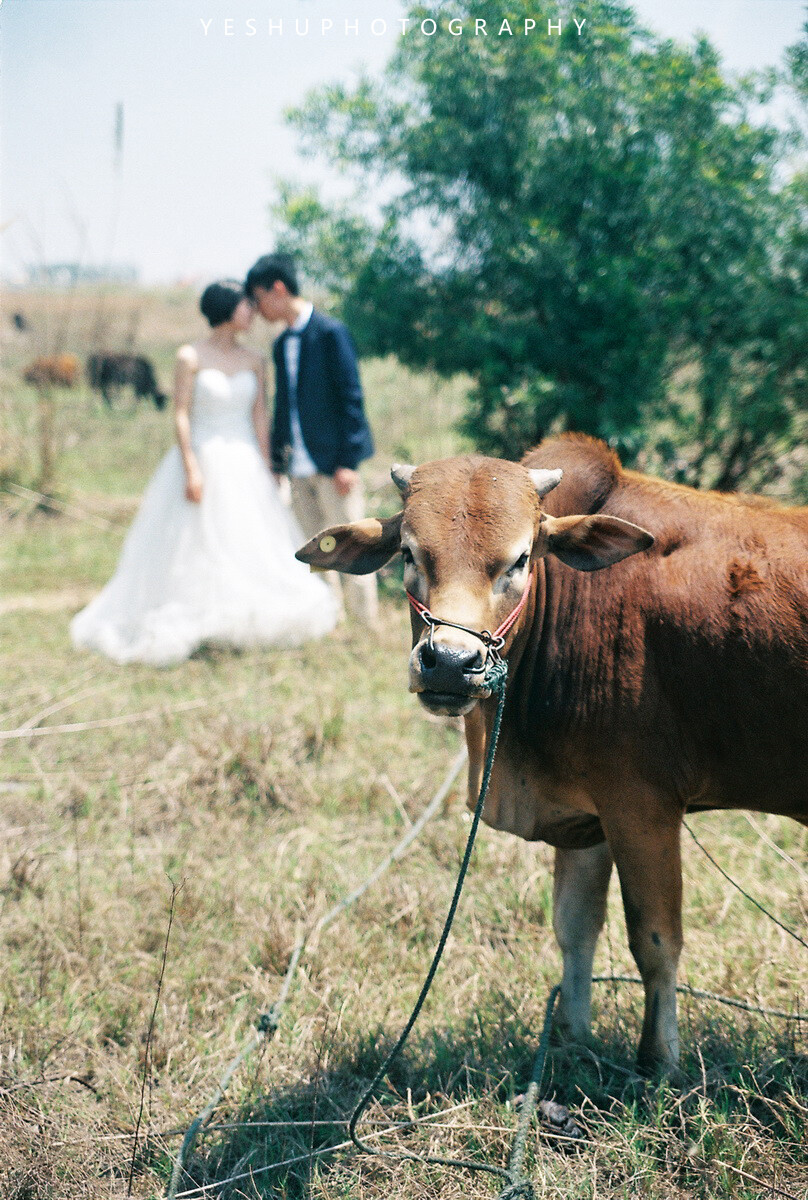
[0,588,95,616]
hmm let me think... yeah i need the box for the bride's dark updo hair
[200,279,245,327]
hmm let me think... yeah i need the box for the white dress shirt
[284,301,318,478]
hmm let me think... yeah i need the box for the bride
[71,280,338,665]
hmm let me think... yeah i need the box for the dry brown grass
[2,650,806,1200]
[0,288,806,1199]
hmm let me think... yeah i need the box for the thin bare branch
[127,877,183,1196]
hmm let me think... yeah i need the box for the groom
[245,253,378,627]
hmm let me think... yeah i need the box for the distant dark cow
[297,434,808,1071]
[23,353,80,388]
[86,353,167,410]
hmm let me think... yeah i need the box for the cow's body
[86,353,167,409]
[477,435,808,841]
[23,353,80,388]
[297,434,808,1069]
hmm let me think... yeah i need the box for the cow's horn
[391,463,416,496]
[529,467,563,498]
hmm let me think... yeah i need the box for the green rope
[348,659,550,1199]
[502,984,562,1193]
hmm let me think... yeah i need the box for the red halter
[406,569,534,656]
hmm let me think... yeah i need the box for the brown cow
[297,434,808,1071]
[22,353,80,389]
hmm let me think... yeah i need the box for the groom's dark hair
[245,253,299,297]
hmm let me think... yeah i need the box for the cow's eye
[401,546,414,566]
[510,552,529,573]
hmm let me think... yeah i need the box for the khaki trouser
[290,473,379,626]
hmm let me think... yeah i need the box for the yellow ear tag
[319,535,337,553]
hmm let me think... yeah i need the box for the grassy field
[1,289,807,1199]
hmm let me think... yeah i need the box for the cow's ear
[296,512,404,575]
[543,514,654,572]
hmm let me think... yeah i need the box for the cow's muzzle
[405,571,533,717]
[409,639,492,716]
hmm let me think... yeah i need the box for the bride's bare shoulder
[176,342,201,369]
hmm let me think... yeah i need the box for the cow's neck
[471,553,617,760]
[509,555,605,744]
[464,557,606,843]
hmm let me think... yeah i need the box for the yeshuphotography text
[198,14,588,38]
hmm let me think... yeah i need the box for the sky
[2,0,806,285]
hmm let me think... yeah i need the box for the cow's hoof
[636,1049,686,1088]
[551,1013,591,1047]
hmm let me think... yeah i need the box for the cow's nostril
[418,640,485,683]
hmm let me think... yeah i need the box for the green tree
[277,0,807,491]
[787,15,808,101]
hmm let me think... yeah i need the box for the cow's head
[296,456,653,717]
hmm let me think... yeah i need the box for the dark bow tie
[286,328,304,338]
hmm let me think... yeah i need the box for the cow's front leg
[552,842,613,1042]
[601,802,683,1071]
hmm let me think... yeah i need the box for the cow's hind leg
[553,842,613,1042]
[602,799,683,1071]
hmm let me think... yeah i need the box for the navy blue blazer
[271,309,374,476]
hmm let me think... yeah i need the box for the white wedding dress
[71,368,338,665]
